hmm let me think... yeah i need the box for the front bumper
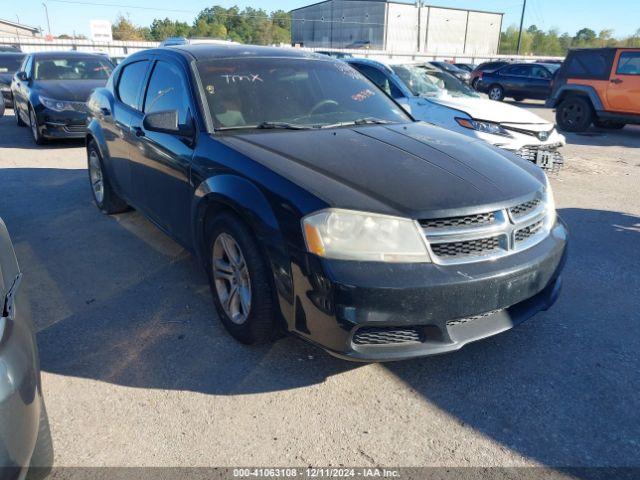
[35,107,87,139]
[1,90,11,108]
[292,219,568,361]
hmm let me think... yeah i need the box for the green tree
[111,14,148,41]
[148,18,190,41]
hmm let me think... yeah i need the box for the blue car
[476,62,560,102]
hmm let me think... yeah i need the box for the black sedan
[11,51,113,144]
[0,52,25,107]
[476,62,560,102]
[0,218,53,478]
[86,45,567,361]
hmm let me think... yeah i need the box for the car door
[13,55,32,116]
[529,65,553,99]
[497,65,526,96]
[607,50,640,113]
[128,57,196,245]
[105,59,151,201]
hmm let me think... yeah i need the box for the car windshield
[391,65,442,98]
[419,67,480,98]
[0,55,24,73]
[34,57,113,80]
[196,57,410,131]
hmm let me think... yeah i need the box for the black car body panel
[86,45,567,361]
[0,53,25,106]
[11,51,113,140]
[0,218,49,478]
[476,63,557,100]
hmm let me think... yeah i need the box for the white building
[290,0,503,55]
[0,19,40,38]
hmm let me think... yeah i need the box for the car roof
[162,44,321,61]
[0,52,24,57]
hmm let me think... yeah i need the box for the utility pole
[516,0,527,55]
[42,2,52,36]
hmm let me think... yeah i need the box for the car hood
[429,96,551,126]
[32,80,106,101]
[218,122,545,219]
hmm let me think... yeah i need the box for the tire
[29,107,46,145]
[87,140,129,214]
[513,95,525,102]
[488,84,505,101]
[556,96,593,132]
[471,78,479,90]
[594,119,626,130]
[14,99,26,126]
[0,101,4,118]
[206,211,275,345]
[26,400,54,480]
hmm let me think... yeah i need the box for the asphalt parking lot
[1,103,639,471]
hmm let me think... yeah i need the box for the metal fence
[0,36,563,64]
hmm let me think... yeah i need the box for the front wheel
[14,99,26,126]
[87,140,129,214]
[29,107,46,145]
[556,96,593,132]
[206,212,276,345]
[488,84,505,101]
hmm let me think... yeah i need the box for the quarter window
[143,61,191,124]
[616,52,640,75]
[117,60,149,110]
[565,51,613,79]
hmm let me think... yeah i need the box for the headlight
[39,96,78,112]
[302,209,431,263]
[544,175,557,228]
[455,117,512,137]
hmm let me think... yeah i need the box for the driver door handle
[132,126,145,138]
[610,78,623,84]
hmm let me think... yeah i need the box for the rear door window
[564,51,613,79]
[616,52,640,75]
[117,60,149,110]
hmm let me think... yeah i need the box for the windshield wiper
[216,121,311,131]
[319,117,393,129]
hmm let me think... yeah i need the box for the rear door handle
[610,78,623,84]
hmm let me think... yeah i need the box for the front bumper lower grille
[420,192,550,265]
[353,326,423,345]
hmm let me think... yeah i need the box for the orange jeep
[547,48,640,132]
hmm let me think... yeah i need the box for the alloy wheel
[29,109,38,140]
[212,232,252,325]
[88,150,105,204]
[489,87,502,100]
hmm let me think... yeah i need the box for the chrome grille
[421,212,495,229]
[516,144,564,173]
[421,193,549,265]
[353,327,423,346]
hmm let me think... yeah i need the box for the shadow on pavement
[1,165,639,469]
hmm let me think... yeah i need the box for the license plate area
[536,149,553,169]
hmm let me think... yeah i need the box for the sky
[8,0,640,39]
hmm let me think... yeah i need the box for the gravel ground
[0,103,639,471]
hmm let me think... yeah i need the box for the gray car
[0,218,52,479]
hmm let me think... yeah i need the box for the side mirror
[143,110,194,137]
[16,71,28,82]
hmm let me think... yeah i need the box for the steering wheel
[309,99,339,116]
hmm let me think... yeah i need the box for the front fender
[192,175,295,325]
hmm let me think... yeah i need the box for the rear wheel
[206,212,275,345]
[13,99,26,126]
[556,96,593,132]
[87,140,129,214]
[29,107,46,145]
[594,119,626,130]
[488,84,505,101]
